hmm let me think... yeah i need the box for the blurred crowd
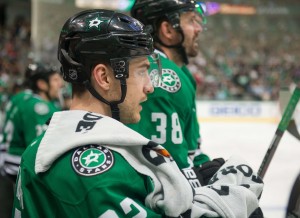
[0,15,31,111]
[0,13,300,113]
[188,14,300,100]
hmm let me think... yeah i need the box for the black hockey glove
[249,207,264,218]
[181,158,225,187]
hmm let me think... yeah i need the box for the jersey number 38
[151,112,183,144]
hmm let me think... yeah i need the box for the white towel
[191,155,263,218]
[35,110,263,218]
[35,110,193,217]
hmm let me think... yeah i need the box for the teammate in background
[0,81,33,218]
[1,63,63,182]
[13,9,263,218]
[0,88,33,161]
[0,63,62,218]
[128,0,214,174]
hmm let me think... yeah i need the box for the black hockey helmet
[131,0,206,64]
[58,9,153,84]
[131,0,205,31]
[58,9,154,120]
[25,63,58,92]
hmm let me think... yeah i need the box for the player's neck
[70,93,111,117]
[38,91,50,101]
[159,46,184,67]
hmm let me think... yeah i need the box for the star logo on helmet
[88,17,104,30]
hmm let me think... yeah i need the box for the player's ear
[92,63,111,91]
[159,21,177,42]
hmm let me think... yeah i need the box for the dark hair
[25,63,58,93]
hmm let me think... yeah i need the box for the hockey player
[0,89,32,167]
[127,0,212,172]
[0,63,63,218]
[0,86,32,218]
[13,9,264,218]
[1,63,63,181]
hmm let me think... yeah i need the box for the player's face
[48,73,64,100]
[180,11,203,57]
[119,56,154,124]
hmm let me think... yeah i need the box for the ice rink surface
[200,120,300,218]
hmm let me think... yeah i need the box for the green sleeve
[8,97,59,156]
[13,140,163,218]
[1,91,32,148]
[181,65,210,166]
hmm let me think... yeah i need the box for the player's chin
[122,112,141,124]
[188,49,198,57]
[191,44,199,55]
[133,109,142,123]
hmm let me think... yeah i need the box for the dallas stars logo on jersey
[150,68,181,93]
[72,144,114,176]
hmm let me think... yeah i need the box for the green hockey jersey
[1,90,33,149]
[13,111,195,218]
[128,51,209,169]
[0,90,33,167]
[13,136,162,218]
[13,111,263,218]
[2,93,61,178]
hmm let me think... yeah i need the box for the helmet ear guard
[61,46,130,82]
[166,13,181,30]
[59,48,88,84]
[110,58,129,79]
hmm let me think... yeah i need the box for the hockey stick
[258,86,300,178]
[279,88,300,140]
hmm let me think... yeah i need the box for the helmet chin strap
[83,79,127,121]
[155,28,188,65]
